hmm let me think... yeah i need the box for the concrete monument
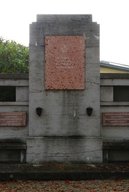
[27,15,102,163]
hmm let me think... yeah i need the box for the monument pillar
[27,15,102,163]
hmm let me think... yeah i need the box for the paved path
[1,163,129,180]
[0,180,129,192]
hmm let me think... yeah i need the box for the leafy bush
[0,38,29,73]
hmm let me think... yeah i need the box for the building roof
[100,61,129,72]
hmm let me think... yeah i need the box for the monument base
[27,136,102,163]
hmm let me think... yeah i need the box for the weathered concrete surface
[16,87,29,102]
[101,74,129,142]
[0,76,28,140]
[100,86,113,102]
[27,137,102,163]
[28,15,101,163]
[0,75,28,163]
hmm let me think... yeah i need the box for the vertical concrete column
[27,15,102,163]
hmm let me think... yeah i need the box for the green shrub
[0,38,29,73]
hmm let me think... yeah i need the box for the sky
[0,0,129,65]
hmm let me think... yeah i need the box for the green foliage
[0,37,29,73]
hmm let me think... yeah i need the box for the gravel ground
[0,180,129,192]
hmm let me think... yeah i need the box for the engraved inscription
[102,112,129,127]
[0,112,27,127]
[45,36,85,90]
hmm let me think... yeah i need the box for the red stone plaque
[0,112,27,127]
[45,36,85,90]
[102,112,129,127]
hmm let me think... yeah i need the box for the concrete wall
[0,74,28,162]
[100,74,129,141]
[0,74,29,140]
[28,15,102,163]
[0,73,129,163]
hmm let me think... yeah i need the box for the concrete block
[37,15,92,23]
[0,80,28,86]
[0,127,27,140]
[27,137,102,163]
[102,127,129,140]
[16,87,29,102]
[86,47,99,64]
[100,86,113,102]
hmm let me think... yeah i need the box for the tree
[0,38,29,73]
